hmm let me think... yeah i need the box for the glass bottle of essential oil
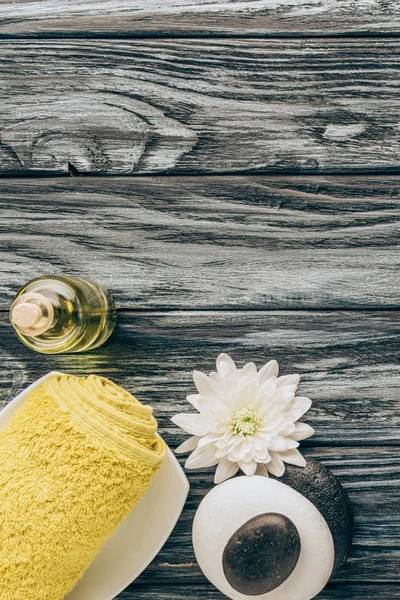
[9,275,117,354]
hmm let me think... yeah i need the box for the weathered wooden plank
[1,40,399,174]
[1,0,400,37]
[117,583,400,600]
[1,310,399,444]
[0,176,399,309]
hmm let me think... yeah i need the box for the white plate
[0,371,189,600]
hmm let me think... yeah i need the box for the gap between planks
[1,308,400,314]
[115,583,400,600]
[2,167,400,179]
[2,32,400,40]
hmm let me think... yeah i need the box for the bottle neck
[10,292,55,337]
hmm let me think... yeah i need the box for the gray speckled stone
[274,458,354,577]
[222,513,301,595]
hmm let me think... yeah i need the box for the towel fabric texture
[0,374,166,600]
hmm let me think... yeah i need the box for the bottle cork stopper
[11,303,42,329]
[10,292,55,336]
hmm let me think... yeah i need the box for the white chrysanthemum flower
[172,353,314,484]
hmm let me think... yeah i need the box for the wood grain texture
[1,311,399,445]
[0,311,399,587]
[1,4,398,598]
[0,175,399,309]
[1,0,400,37]
[117,584,400,600]
[1,39,400,174]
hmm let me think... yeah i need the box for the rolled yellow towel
[0,374,166,600]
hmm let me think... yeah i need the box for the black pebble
[275,458,354,578]
[222,513,301,596]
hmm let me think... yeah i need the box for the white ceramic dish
[0,371,189,600]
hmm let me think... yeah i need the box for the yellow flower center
[231,406,260,438]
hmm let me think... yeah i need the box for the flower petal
[185,444,219,469]
[171,413,210,436]
[268,437,288,452]
[266,452,285,477]
[209,372,223,385]
[216,353,237,378]
[257,378,278,404]
[241,362,257,376]
[269,436,299,451]
[197,433,222,447]
[258,360,279,384]
[238,378,259,406]
[215,446,230,459]
[286,438,300,449]
[196,397,226,421]
[278,421,296,437]
[286,396,312,421]
[175,436,201,454]
[291,422,315,441]
[256,463,270,477]
[253,441,271,461]
[186,394,201,410]
[279,448,307,467]
[238,460,257,477]
[276,374,300,388]
[214,458,239,484]
[227,439,254,462]
[193,371,222,399]
[277,390,296,411]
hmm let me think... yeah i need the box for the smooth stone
[275,458,354,577]
[223,513,301,595]
[193,476,335,600]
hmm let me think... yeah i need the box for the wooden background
[0,1,399,599]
